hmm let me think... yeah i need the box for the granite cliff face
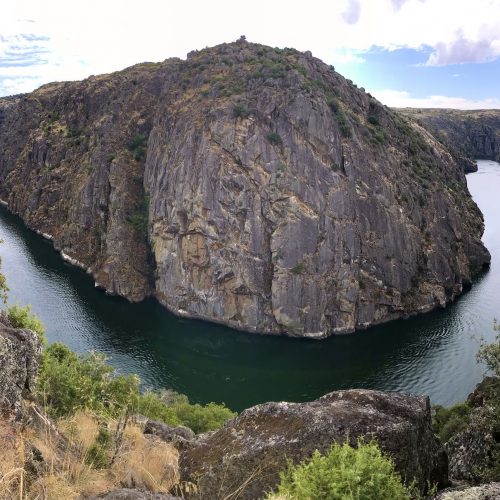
[398,108,500,173]
[0,40,490,337]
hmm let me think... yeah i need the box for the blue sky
[1,0,500,108]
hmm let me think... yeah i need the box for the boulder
[144,420,195,449]
[0,314,42,416]
[435,482,500,499]
[180,389,448,499]
[445,414,497,483]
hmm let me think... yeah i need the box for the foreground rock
[0,40,490,337]
[0,313,42,415]
[445,377,500,483]
[144,419,195,450]
[180,389,448,499]
[435,482,500,499]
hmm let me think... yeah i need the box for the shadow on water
[0,160,499,411]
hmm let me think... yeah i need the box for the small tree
[477,322,500,377]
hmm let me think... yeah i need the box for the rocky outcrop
[445,377,500,483]
[0,313,42,415]
[144,420,195,450]
[0,40,490,337]
[179,389,448,499]
[397,108,500,173]
[435,482,500,499]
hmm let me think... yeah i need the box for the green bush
[38,343,140,418]
[290,262,305,275]
[0,251,8,304]
[336,111,351,138]
[267,132,282,146]
[7,304,46,345]
[233,103,250,119]
[126,192,150,241]
[37,343,236,433]
[432,403,472,443]
[137,389,236,434]
[128,133,147,161]
[477,330,500,377]
[85,426,112,468]
[267,440,412,500]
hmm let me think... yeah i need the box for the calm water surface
[0,160,498,411]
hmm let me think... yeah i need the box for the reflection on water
[0,160,498,411]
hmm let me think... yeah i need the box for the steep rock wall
[0,40,491,337]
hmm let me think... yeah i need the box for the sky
[1,0,500,108]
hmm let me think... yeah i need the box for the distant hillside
[397,108,500,172]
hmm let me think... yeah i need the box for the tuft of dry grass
[111,423,179,493]
[0,411,179,499]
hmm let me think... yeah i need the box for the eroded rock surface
[180,389,448,499]
[0,40,491,337]
[435,482,500,499]
[0,313,42,415]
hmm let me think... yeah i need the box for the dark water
[0,160,498,412]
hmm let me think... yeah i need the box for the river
[0,160,498,412]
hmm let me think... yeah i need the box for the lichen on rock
[0,312,42,416]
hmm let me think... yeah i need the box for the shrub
[37,343,236,433]
[128,134,147,161]
[127,192,150,241]
[38,343,140,418]
[267,440,412,500]
[327,97,339,113]
[336,111,351,138]
[0,252,8,303]
[368,114,380,126]
[432,403,472,443]
[137,389,236,434]
[477,329,500,377]
[7,304,46,345]
[267,132,282,146]
[290,262,305,275]
[233,104,250,119]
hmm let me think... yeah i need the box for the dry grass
[0,411,179,499]
[111,423,179,492]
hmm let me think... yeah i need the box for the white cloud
[426,30,500,66]
[373,89,500,109]
[342,0,362,24]
[1,0,500,95]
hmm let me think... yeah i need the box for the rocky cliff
[180,389,448,498]
[0,312,42,415]
[398,108,500,173]
[0,39,490,337]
